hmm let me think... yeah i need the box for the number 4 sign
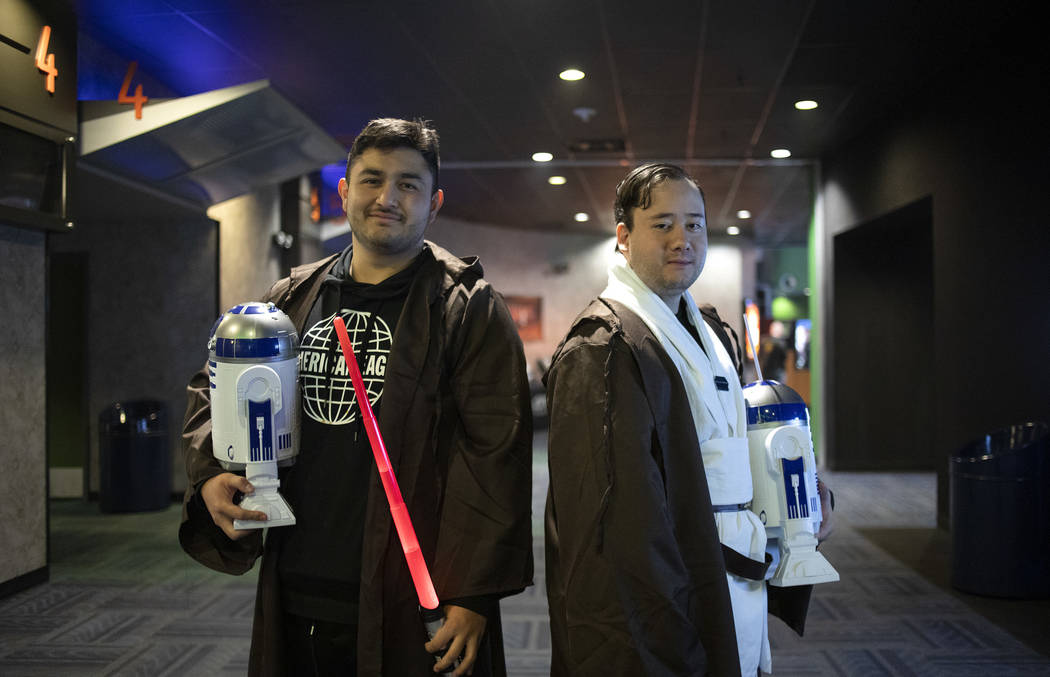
[119,62,149,119]
[35,25,57,93]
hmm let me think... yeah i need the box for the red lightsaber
[332,316,440,610]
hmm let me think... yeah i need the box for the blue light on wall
[319,163,345,220]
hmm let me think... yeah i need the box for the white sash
[600,258,751,503]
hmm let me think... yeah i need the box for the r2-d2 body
[744,381,838,586]
[209,302,298,530]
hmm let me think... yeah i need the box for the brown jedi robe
[179,243,534,676]
[546,299,811,677]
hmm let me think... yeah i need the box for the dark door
[832,197,934,470]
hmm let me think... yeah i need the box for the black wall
[822,24,1050,525]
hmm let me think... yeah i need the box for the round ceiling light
[727,226,741,235]
[770,148,792,159]
[532,151,553,162]
[794,100,818,110]
[559,68,585,81]
[574,212,589,222]
[736,210,751,219]
[548,176,567,185]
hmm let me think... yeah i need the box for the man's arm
[546,337,714,676]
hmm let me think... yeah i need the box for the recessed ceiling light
[559,68,585,81]
[770,148,792,159]
[548,175,567,185]
[727,226,741,236]
[532,151,553,162]
[736,210,751,219]
[794,100,818,110]
[574,212,589,222]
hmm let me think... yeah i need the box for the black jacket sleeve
[431,284,534,600]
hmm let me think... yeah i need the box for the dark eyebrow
[648,212,705,220]
[358,168,424,183]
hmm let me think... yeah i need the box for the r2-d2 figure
[745,381,838,586]
[209,302,298,530]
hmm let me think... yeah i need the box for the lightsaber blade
[742,312,764,382]
[332,316,441,611]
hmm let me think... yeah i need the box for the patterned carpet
[2,440,1048,675]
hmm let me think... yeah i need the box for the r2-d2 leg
[233,365,296,530]
[764,426,837,586]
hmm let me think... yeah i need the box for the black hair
[346,118,440,193]
[614,162,705,231]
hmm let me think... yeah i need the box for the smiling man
[544,163,815,676]
[180,118,533,677]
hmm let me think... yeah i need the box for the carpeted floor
[1,438,1048,675]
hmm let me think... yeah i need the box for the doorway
[831,197,934,470]
[46,251,89,497]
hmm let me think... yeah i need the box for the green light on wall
[771,295,807,321]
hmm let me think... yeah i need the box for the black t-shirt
[276,248,423,623]
[676,297,708,356]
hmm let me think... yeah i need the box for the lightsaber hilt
[421,606,457,673]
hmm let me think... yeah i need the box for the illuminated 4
[119,61,149,120]
[35,25,57,93]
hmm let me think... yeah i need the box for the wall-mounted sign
[0,0,76,135]
[34,26,57,94]
[505,296,543,342]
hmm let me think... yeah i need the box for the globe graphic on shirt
[299,311,392,425]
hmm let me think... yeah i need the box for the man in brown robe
[179,118,533,676]
[545,163,816,676]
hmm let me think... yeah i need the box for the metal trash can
[949,422,1050,598]
[98,400,171,512]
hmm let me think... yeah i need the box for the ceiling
[73,0,1012,245]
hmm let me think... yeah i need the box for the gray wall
[209,185,283,311]
[208,176,316,311]
[820,36,1050,525]
[54,169,218,494]
[0,225,47,586]
[428,216,612,367]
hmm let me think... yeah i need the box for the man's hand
[817,478,834,542]
[200,473,267,540]
[424,604,487,676]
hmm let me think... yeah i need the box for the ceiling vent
[568,138,626,153]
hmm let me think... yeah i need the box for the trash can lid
[99,400,166,434]
[952,422,1049,464]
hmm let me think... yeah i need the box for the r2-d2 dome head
[208,302,300,471]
